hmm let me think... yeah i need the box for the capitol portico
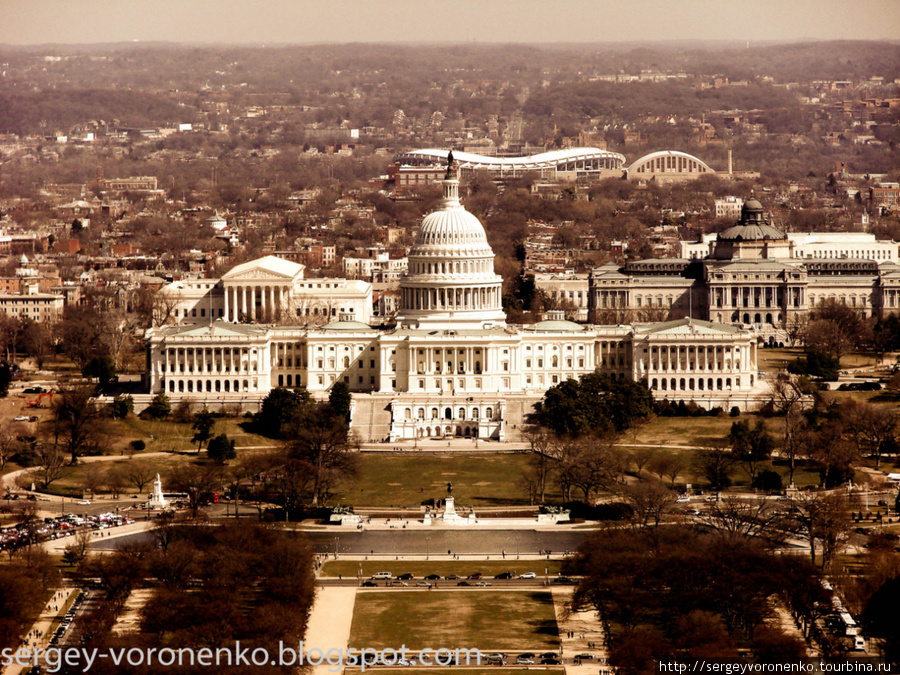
[146,167,766,442]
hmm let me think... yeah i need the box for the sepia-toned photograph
[0,1,899,672]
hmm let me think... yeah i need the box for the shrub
[730,406,741,417]
[143,393,171,420]
[752,469,784,492]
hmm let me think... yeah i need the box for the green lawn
[322,560,562,579]
[39,457,185,498]
[629,415,751,448]
[348,591,559,651]
[335,453,553,508]
[757,347,882,373]
[108,416,273,453]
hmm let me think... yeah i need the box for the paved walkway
[1,587,75,675]
[551,588,611,675]
[42,520,155,555]
[303,587,358,675]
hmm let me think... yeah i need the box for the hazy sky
[2,0,899,45]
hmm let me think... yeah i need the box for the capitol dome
[397,174,506,329]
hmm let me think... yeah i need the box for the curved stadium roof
[396,147,626,173]
[627,150,714,174]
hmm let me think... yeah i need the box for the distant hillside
[0,90,196,135]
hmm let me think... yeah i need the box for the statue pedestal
[444,496,457,517]
[147,474,169,510]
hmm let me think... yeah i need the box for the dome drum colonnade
[397,176,506,328]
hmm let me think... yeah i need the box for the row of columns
[402,285,500,312]
[595,290,629,308]
[414,346,487,375]
[162,346,258,375]
[223,285,289,322]
[645,343,747,373]
[712,286,804,309]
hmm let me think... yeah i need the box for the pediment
[224,268,293,281]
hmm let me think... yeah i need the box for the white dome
[413,181,492,256]
[397,177,506,329]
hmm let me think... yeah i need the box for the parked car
[415,581,432,588]
[467,572,483,579]
[390,580,408,587]
[456,580,472,587]
[370,572,392,580]
[424,574,441,580]
[552,576,574,585]
[361,581,378,587]
[398,573,415,580]
[475,581,492,586]
[13,416,28,422]
[516,657,534,665]
[445,574,460,580]
[519,572,536,579]
[494,571,513,579]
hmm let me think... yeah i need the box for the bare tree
[793,492,852,569]
[62,526,93,567]
[168,463,223,515]
[770,376,809,485]
[840,399,897,470]
[522,424,558,503]
[0,423,18,473]
[558,434,625,503]
[785,315,808,348]
[621,480,676,529]
[630,446,657,479]
[29,444,69,489]
[692,442,736,495]
[82,462,105,497]
[648,450,686,487]
[50,381,110,465]
[702,497,789,543]
[125,460,158,494]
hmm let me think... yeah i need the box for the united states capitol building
[145,171,766,442]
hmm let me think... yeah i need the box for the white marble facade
[146,175,764,439]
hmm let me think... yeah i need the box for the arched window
[417,408,425,420]
[445,407,452,420]
[485,407,493,420]
[458,407,466,420]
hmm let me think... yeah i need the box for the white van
[371,572,393,580]
[853,636,866,652]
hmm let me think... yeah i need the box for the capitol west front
[146,176,764,442]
